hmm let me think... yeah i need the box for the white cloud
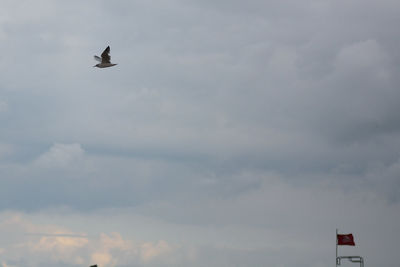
[0,144,13,160]
[334,39,389,80]
[140,240,174,263]
[33,143,85,169]
[0,213,186,267]
[0,100,7,113]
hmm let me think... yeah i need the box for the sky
[0,0,400,266]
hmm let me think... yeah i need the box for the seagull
[94,46,117,68]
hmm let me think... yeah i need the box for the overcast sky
[1,0,400,266]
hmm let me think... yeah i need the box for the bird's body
[94,46,117,68]
[94,62,117,68]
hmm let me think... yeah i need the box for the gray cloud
[1,0,400,266]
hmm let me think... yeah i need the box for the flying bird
[94,46,117,68]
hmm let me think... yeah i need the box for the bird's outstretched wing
[94,55,102,62]
[101,46,111,63]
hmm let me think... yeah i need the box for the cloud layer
[1,0,400,266]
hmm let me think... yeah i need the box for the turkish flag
[337,234,355,246]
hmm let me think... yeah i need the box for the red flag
[337,233,355,246]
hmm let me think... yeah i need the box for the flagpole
[336,229,338,267]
